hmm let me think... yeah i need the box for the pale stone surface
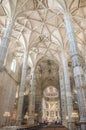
[28,69,36,125]
[0,71,17,126]
[59,68,67,127]
[61,50,74,130]
[0,18,13,71]
[0,1,85,129]
[64,12,86,130]
[16,51,28,124]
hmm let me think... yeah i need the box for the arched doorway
[35,58,60,123]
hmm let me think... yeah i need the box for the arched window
[11,59,16,72]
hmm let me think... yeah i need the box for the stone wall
[0,71,17,126]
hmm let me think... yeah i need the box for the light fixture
[71,112,79,118]
[3,112,11,117]
[66,116,68,120]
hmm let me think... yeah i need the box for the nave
[0,0,86,130]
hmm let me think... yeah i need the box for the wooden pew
[40,124,69,130]
[17,124,41,130]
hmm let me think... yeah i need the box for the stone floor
[0,126,17,130]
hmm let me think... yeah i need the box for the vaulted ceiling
[0,0,86,89]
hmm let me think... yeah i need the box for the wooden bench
[17,124,41,130]
[40,125,69,130]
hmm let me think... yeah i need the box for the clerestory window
[11,59,16,72]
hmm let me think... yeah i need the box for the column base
[28,117,34,125]
[80,121,86,130]
[68,121,76,130]
[16,120,22,126]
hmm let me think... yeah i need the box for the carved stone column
[42,98,46,121]
[59,67,67,127]
[28,69,36,125]
[16,51,28,125]
[0,17,14,71]
[64,12,86,130]
[38,97,43,122]
[61,50,74,130]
